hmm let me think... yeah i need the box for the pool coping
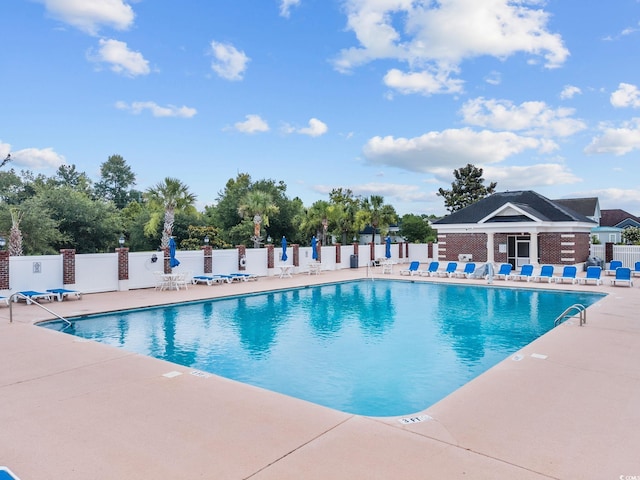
[1,268,639,479]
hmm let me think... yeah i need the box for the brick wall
[116,248,128,280]
[540,232,591,264]
[61,249,76,284]
[0,251,8,290]
[437,233,488,262]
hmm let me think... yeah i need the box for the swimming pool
[41,280,604,417]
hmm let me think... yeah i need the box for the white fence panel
[128,251,163,290]
[75,253,119,293]
[590,244,640,268]
[9,255,62,292]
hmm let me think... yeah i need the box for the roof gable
[600,209,640,228]
[433,190,597,225]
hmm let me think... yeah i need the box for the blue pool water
[41,280,604,417]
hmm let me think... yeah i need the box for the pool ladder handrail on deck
[554,303,587,327]
[9,292,72,327]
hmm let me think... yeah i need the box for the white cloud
[115,101,197,118]
[92,38,150,76]
[234,114,270,133]
[584,118,640,155]
[40,0,135,35]
[334,0,569,95]
[481,163,581,189]
[363,128,556,173]
[279,0,301,18]
[298,118,328,137]
[4,146,65,170]
[560,85,582,99]
[610,83,640,108]
[383,68,464,96]
[209,41,250,81]
[283,118,328,137]
[460,97,587,137]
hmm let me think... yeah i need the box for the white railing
[590,244,640,269]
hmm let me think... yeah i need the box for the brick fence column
[353,242,359,256]
[292,244,299,267]
[398,242,404,259]
[116,248,129,280]
[405,242,409,258]
[605,242,614,263]
[237,245,247,271]
[369,242,375,262]
[0,250,9,290]
[202,245,212,274]
[335,243,341,264]
[428,242,433,259]
[267,244,274,268]
[61,249,76,285]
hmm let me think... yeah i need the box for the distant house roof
[552,197,600,220]
[600,209,640,228]
[433,191,597,225]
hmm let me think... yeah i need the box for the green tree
[437,164,497,213]
[355,195,397,244]
[328,188,359,244]
[298,200,331,246]
[144,177,197,248]
[238,190,279,248]
[94,155,136,209]
[53,164,93,195]
[622,226,640,245]
[399,214,436,243]
[37,186,123,253]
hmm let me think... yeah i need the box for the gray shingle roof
[433,190,597,225]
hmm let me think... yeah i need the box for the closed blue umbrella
[385,235,391,259]
[169,237,180,268]
[281,236,288,262]
[311,236,318,260]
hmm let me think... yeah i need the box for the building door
[507,235,530,268]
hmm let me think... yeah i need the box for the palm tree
[356,195,397,244]
[144,177,197,248]
[299,200,331,246]
[238,190,279,248]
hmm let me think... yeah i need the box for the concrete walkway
[0,268,638,479]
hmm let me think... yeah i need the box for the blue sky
[2,0,640,216]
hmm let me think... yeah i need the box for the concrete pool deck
[0,267,638,479]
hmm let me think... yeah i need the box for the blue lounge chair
[578,266,602,285]
[192,275,232,285]
[437,262,458,277]
[46,288,82,301]
[611,267,633,287]
[230,272,258,282]
[507,264,534,281]
[553,265,577,284]
[632,261,640,278]
[494,263,513,280]
[453,262,476,278]
[419,261,440,276]
[0,296,9,306]
[605,260,623,276]
[399,261,420,276]
[531,265,554,283]
[15,290,54,304]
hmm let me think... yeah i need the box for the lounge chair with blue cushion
[611,267,633,287]
[494,263,513,280]
[46,288,82,301]
[578,266,602,285]
[453,262,476,278]
[399,261,421,276]
[553,265,578,284]
[507,264,534,281]
[14,290,54,304]
[192,274,232,285]
[632,261,640,278]
[531,265,554,283]
[0,296,9,306]
[605,260,623,276]
[230,272,258,282]
[436,262,458,277]
[419,261,440,277]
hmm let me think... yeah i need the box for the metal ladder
[9,293,72,327]
[554,303,587,327]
